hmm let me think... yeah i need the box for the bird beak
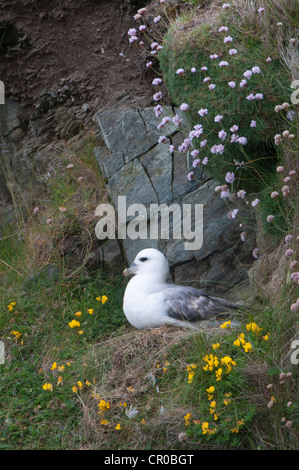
[123,262,138,277]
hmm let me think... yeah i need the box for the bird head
[123,248,170,282]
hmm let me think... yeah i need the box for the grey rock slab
[94,146,124,179]
[139,140,173,205]
[182,179,241,261]
[108,158,158,222]
[96,107,152,163]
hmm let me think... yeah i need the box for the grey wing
[160,285,237,323]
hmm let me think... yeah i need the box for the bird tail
[210,296,240,312]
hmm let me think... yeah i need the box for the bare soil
[0,0,157,117]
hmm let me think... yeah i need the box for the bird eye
[139,257,148,262]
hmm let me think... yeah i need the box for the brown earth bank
[0,0,158,119]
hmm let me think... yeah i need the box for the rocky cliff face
[0,0,256,301]
[94,102,256,299]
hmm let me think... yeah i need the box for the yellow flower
[246,322,262,335]
[96,296,101,301]
[101,295,108,304]
[220,320,231,329]
[263,333,270,341]
[212,343,220,350]
[184,413,192,426]
[243,342,252,353]
[223,398,231,405]
[77,381,83,388]
[57,376,63,385]
[141,418,146,424]
[8,304,14,311]
[87,308,93,315]
[85,380,91,386]
[98,400,110,412]
[100,418,109,426]
[51,362,57,370]
[74,311,82,317]
[206,386,215,395]
[69,319,80,328]
[187,371,195,383]
[10,330,22,340]
[58,365,65,372]
[234,338,241,347]
[115,423,121,430]
[78,330,84,335]
[72,385,78,393]
[215,368,223,381]
[43,382,53,391]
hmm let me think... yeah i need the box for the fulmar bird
[123,248,238,329]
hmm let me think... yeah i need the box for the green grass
[158,3,294,187]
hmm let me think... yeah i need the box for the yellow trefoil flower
[43,382,53,391]
[69,319,80,328]
[220,320,231,329]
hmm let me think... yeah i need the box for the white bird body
[123,249,238,330]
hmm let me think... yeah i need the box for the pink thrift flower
[192,159,201,168]
[251,198,260,207]
[201,66,208,71]
[191,149,199,158]
[153,92,162,101]
[200,140,208,148]
[238,137,247,145]
[252,66,261,74]
[176,68,185,75]
[33,207,39,215]
[219,26,229,32]
[158,135,167,144]
[230,125,239,133]
[214,115,223,122]
[209,84,216,90]
[271,191,279,198]
[225,172,235,183]
[187,171,194,181]
[180,103,189,111]
[152,78,163,86]
[285,249,294,257]
[240,232,247,242]
[191,67,197,73]
[128,28,137,37]
[239,79,247,88]
[243,70,252,79]
[253,248,259,259]
[250,120,257,127]
[218,130,227,140]
[198,108,208,117]
[285,234,293,243]
[224,36,233,43]
[210,54,219,59]
[237,190,246,199]
[229,48,238,55]
[202,157,209,165]
[267,215,275,222]
[169,145,174,154]
[219,61,229,67]
[228,81,236,88]
[276,166,284,173]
